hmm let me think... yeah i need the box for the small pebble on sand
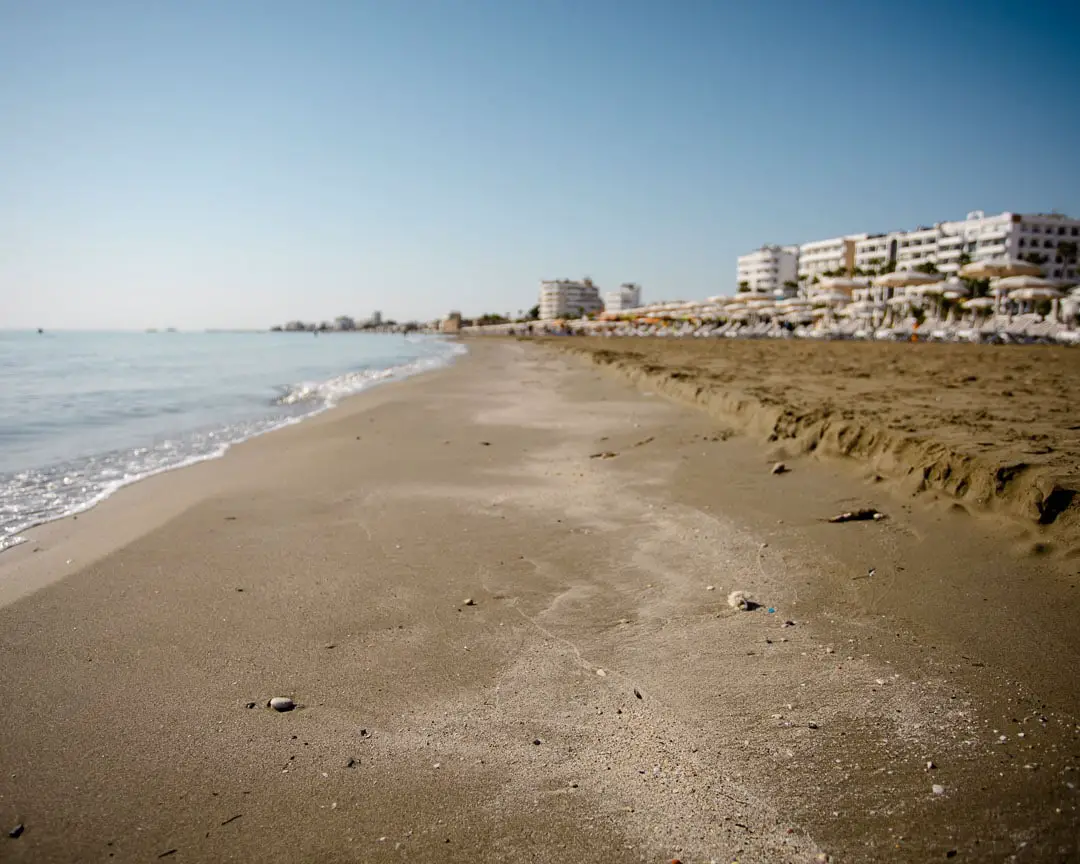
[268,697,295,712]
[932,783,945,795]
[463,598,476,606]
[9,824,24,839]
[771,462,788,475]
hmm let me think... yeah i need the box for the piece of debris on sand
[727,590,760,611]
[828,508,886,523]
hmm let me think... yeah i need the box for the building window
[1060,227,1066,235]
[1019,238,1026,247]
[1045,240,1054,248]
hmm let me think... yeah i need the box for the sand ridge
[553,338,1080,546]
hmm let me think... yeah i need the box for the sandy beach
[556,338,1080,548]
[1,340,1078,863]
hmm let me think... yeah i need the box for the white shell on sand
[268,697,295,712]
[727,590,752,610]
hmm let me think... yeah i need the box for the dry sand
[556,338,1080,548]
[1,340,1078,863]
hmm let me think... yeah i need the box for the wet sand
[1,340,1078,863]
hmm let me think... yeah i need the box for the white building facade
[853,233,898,273]
[538,279,604,320]
[938,211,1080,281]
[736,245,799,295]
[604,283,643,312]
[744,211,1080,294]
[797,234,865,285]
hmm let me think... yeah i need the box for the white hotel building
[797,234,866,284]
[740,210,1080,293]
[736,244,799,295]
[538,279,604,320]
[604,283,643,312]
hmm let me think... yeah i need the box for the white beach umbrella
[962,297,996,310]
[997,275,1061,292]
[874,270,941,288]
[810,291,851,305]
[817,277,865,293]
[1010,286,1064,301]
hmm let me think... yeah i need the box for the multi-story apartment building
[736,245,799,295]
[745,211,1080,292]
[538,279,604,320]
[853,234,898,273]
[797,234,865,284]
[603,283,642,312]
[895,225,941,271]
[938,211,1079,280]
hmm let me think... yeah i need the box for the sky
[2,0,1078,329]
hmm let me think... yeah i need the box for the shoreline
[1,340,1077,862]
[0,340,465,565]
[0,348,464,608]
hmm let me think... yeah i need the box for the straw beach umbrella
[959,258,1042,280]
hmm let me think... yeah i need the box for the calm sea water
[0,331,463,550]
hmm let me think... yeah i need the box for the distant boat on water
[37,328,44,334]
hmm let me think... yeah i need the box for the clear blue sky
[2,0,1078,329]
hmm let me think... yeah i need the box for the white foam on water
[0,339,466,553]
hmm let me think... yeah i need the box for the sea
[0,331,464,551]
